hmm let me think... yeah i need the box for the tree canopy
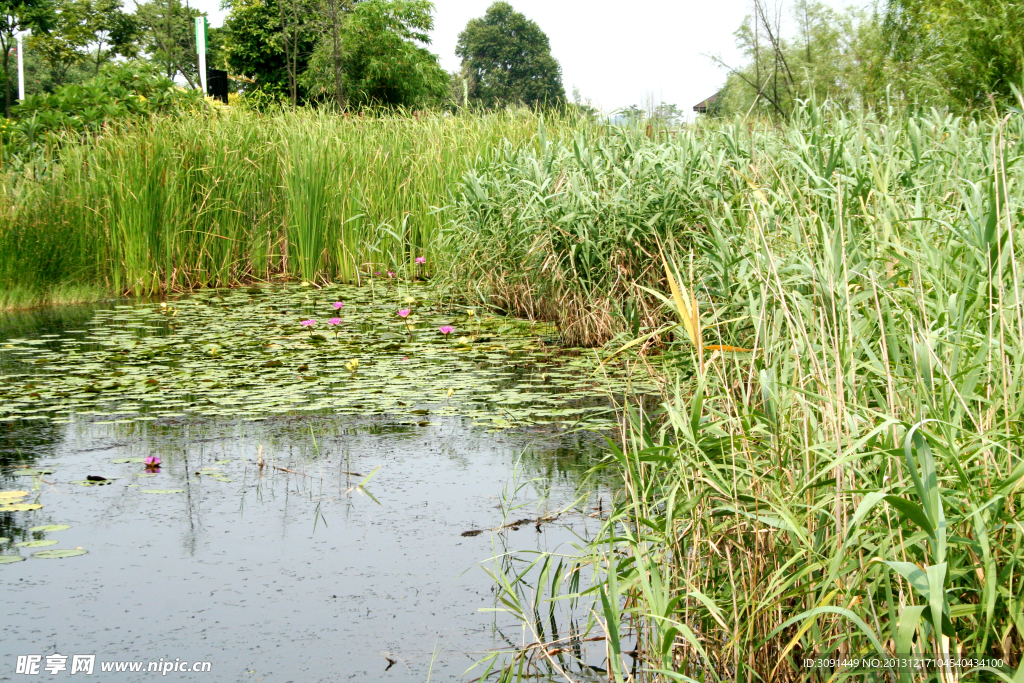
[455,1,564,109]
[301,0,447,108]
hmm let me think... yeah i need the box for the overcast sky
[194,0,854,118]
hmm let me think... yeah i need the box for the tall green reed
[476,101,1024,681]
[0,107,572,306]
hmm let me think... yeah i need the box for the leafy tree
[223,0,316,102]
[713,0,888,117]
[134,0,203,87]
[455,1,564,108]
[82,0,137,75]
[26,0,135,88]
[301,0,447,108]
[885,0,1024,108]
[1,0,53,116]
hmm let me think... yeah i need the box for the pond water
[0,285,649,681]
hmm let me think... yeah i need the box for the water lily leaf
[0,503,43,511]
[13,469,54,476]
[33,549,88,559]
[110,457,146,463]
[0,555,25,564]
[0,491,28,500]
[16,540,58,548]
[141,489,184,494]
[29,524,70,532]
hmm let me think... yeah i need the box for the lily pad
[32,548,88,559]
[141,489,184,494]
[0,491,28,500]
[29,524,70,532]
[0,503,43,512]
[16,540,57,548]
[110,457,146,464]
[12,469,54,477]
[0,555,25,564]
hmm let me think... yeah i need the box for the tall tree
[26,0,135,87]
[1,0,52,116]
[455,1,564,108]
[316,0,349,108]
[134,0,202,87]
[885,0,1024,108]
[84,0,137,75]
[223,0,315,101]
[301,0,447,108]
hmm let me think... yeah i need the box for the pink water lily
[387,271,395,279]
[415,256,426,265]
[440,325,454,339]
[398,309,410,318]
[301,319,316,327]
[327,318,342,326]
[144,455,161,471]
[332,302,343,309]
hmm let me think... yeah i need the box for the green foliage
[886,0,1024,109]
[4,61,206,150]
[715,0,890,117]
[0,108,570,304]
[223,0,316,100]
[301,0,448,108]
[455,1,564,109]
[715,0,1024,117]
[26,0,137,90]
[133,0,203,86]
[478,101,1024,680]
[440,120,689,346]
[1,0,55,116]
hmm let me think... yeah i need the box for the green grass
[0,107,581,309]
[470,102,1024,680]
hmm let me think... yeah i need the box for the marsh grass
[481,101,1024,681]
[0,108,578,308]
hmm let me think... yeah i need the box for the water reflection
[0,298,624,681]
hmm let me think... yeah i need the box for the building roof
[693,93,720,113]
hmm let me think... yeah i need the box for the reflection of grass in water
[473,455,608,682]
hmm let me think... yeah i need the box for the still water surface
[0,293,621,682]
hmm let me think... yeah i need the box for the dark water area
[0,290,634,681]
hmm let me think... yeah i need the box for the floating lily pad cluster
[0,501,87,563]
[0,284,652,430]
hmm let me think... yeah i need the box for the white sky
[195,0,856,117]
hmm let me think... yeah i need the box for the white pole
[16,31,25,101]
[195,18,207,95]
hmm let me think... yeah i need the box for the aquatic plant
[487,100,1024,680]
[439,325,454,339]
[143,456,161,471]
[332,302,343,309]
[397,309,410,318]
[327,317,342,337]
[0,108,585,308]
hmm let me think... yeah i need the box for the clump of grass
[486,100,1024,680]
[440,121,694,346]
[0,107,583,307]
